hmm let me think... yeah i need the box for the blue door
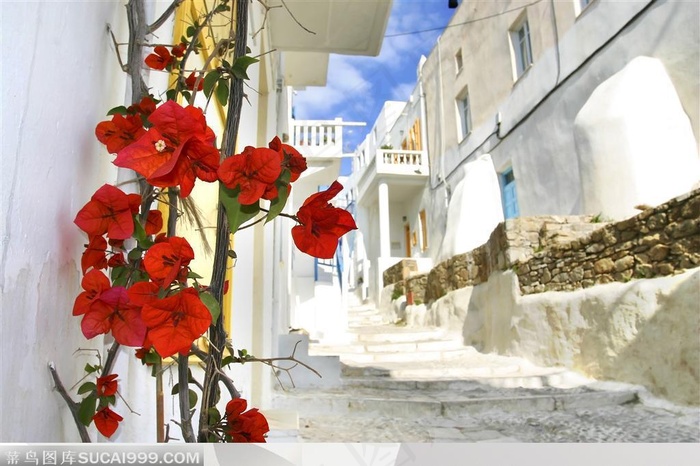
[501,168,520,219]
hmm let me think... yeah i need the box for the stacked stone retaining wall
[384,189,700,302]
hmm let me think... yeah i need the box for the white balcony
[291,118,365,159]
[356,149,429,206]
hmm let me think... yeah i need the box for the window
[455,49,463,74]
[456,90,471,140]
[501,168,520,219]
[510,16,533,79]
[575,0,594,16]
[419,210,429,251]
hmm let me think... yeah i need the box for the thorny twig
[48,363,91,443]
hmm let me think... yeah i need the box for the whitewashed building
[351,0,699,304]
[1,0,391,442]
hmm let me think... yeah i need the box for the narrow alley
[272,304,700,443]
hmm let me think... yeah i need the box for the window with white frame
[510,15,533,80]
[455,49,463,74]
[456,89,471,140]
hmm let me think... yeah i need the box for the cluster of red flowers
[92,373,123,438]
[75,92,357,440]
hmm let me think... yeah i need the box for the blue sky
[292,0,456,175]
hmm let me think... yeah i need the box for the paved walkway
[273,305,700,442]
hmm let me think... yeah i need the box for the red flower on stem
[225,398,269,443]
[143,236,195,287]
[73,269,111,317]
[292,181,357,259]
[141,288,212,358]
[74,185,141,240]
[93,406,123,438]
[145,45,175,70]
[95,114,147,154]
[185,72,203,91]
[145,210,163,236]
[268,136,307,182]
[79,286,147,347]
[96,374,118,397]
[81,235,108,274]
[217,146,282,205]
[171,43,187,58]
[113,101,220,197]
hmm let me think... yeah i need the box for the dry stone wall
[383,189,700,302]
[516,190,700,294]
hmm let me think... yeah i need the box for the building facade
[1,0,390,442]
[351,0,700,304]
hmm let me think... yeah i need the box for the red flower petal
[145,46,173,70]
[141,288,212,358]
[81,235,108,274]
[143,236,195,287]
[74,185,137,240]
[73,269,111,316]
[96,374,118,397]
[269,136,307,182]
[95,114,146,154]
[145,210,163,236]
[93,406,123,438]
[218,146,281,205]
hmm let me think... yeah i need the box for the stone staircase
[270,304,700,442]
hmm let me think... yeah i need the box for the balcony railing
[290,118,365,159]
[356,148,429,203]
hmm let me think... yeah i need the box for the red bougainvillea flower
[81,235,108,274]
[128,96,157,118]
[74,185,141,240]
[128,281,161,306]
[113,101,219,197]
[143,236,194,287]
[79,286,147,347]
[73,269,111,316]
[185,72,203,91]
[292,181,357,259]
[145,45,175,70]
[171,42,187,58]
[217,146,281,205]
[95,114,147,154]
[268,136,307,182]
[96,374,118,397]
[93,406,123,438]
[107,251,126,268]
[141,288,212,358]
[145,210,163,236]
[225,398,269,443]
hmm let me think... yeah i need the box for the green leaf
[181,90,192,102]
[208,407,221,425]
[111,266,128,287]
[171,383,180,395]
[187,271,204,279]
[215,80,229,106]
[219,185,260,233]
[128,247,143,262]
[203,70,220,98]
[266,171,292,223]
[144,351,161,365]
[77,382,96,395]
[221,355,234,367]
[230,55,259,81]
[186,25,196,38]
[107,106,128,116]
[84,363,98,374]
[199,291,221,324]
[77,395,97,426]
[166,89,178,102]
[188,389,198,410]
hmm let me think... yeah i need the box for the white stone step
[348,326,450,343]
[310,337,466,356]
[336,347,476,364]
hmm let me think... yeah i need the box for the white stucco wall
[1,1,130,441]
[419,269,700,406]
[437,154,504,262]
[575,57,700,220]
